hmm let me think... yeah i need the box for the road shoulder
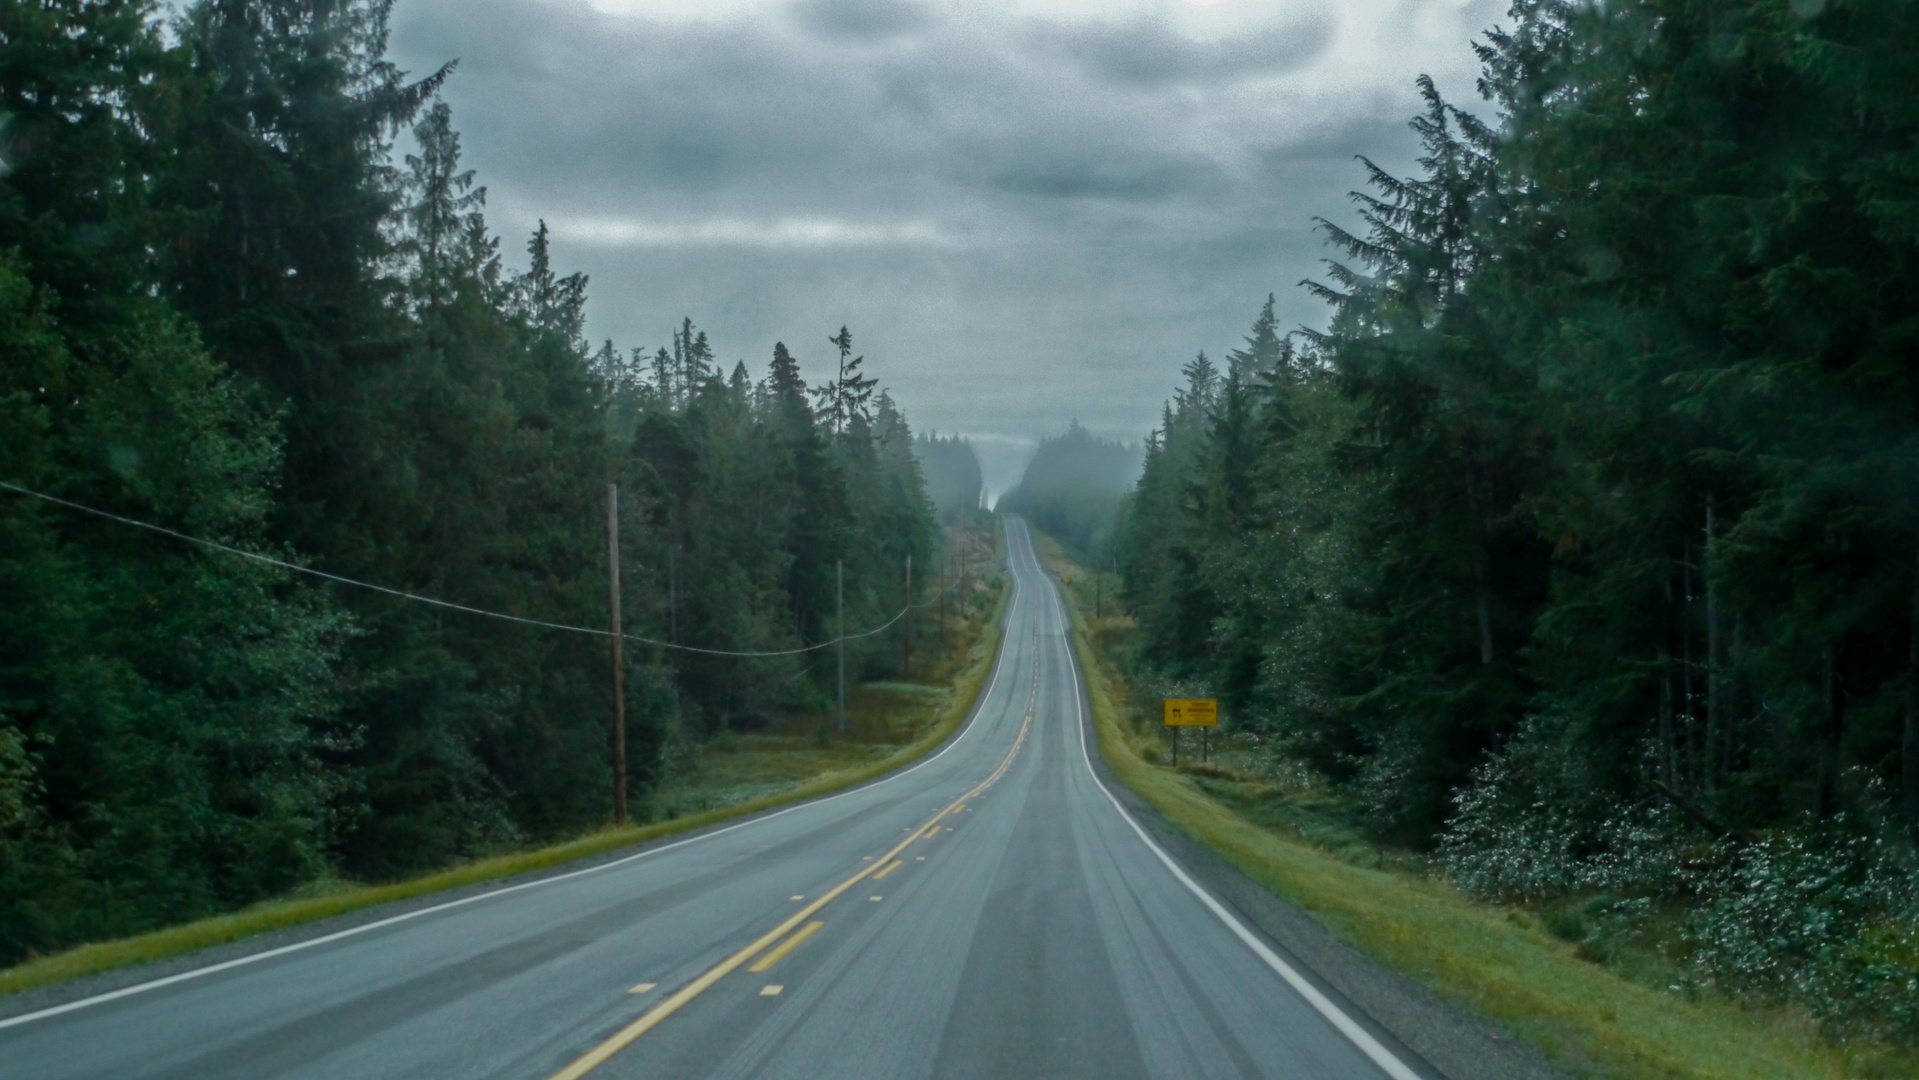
[1077,726,1569,1080]
[1022,526,1567,1080]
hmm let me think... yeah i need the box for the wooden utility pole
[836,559,847,736]
[606,483,628,824]
[664,503,679,646]
[902,554,913,677]
[959,556,968,623]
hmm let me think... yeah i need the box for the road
[0,519,1424,1080]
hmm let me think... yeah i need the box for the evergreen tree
[913,432,985,523]
[0,0,348,960]
[0,0,945,961]
[997,422,1140,561]
[814,325,877,436]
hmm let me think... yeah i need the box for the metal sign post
[1162,698,1218,766]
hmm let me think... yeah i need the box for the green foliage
[608,333,935,738]
[995,421,1139,560]
[1116,0,1919,1042]
[0,0,938,964]
[912,431,984,523]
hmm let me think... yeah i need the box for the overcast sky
[389,0,1507,496]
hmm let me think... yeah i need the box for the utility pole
[606,483,628,824]
[666,507,678,645]
[902,554,913,677]
[836,559,847,736]
[959,554,968,624]
[938,549,946,648]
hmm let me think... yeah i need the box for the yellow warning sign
[1162,699,1218,727]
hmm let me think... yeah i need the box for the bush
[1442,733,1919,1045]
[1685,819,1919,1043]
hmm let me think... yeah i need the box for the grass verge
[0,565,1012,1002]
[1031,532,1886,1080]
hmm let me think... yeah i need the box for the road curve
[0,519,1424,1080]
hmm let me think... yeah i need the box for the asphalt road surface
[0,519,1430,1080]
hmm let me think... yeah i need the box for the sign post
[1162,698,1218,766]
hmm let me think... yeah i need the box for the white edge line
[1019,520,1424,1080]
[0,542,1026,1031]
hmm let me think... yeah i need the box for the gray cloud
[389,0,1501,453]
[1028,14,1336,89]
[989,152,1227,204]
[790,0,936,41]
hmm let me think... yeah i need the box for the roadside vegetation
[648,524,1008,824]
[0,1,997,972]
[993,422,1139,559]
[0,526,1008,999]
[1003,0,1919,1069]
[1033,532,1910,1080]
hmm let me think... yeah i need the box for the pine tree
[0,0,349,960]
[815,325,877,436]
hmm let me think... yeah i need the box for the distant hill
[994,422,1140,558]
[913,432,984,524]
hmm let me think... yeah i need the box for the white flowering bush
[1439,748,1589,902]
[1442,734,1919,1044]
[1685,820,1919,1042]
[1434,720,1667,902]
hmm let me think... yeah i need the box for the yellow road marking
[627,983,656,994]
[547,712,1032,1080]
[760,985,782,996]
[873,859,904,880]
[925,826,941,837]
[748,921,823,973]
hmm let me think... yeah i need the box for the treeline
[995,422,1138,559]
[912,432,984,524]
[603,325,936,745]
[0,0,934,965]
[1119,0,1919,1040]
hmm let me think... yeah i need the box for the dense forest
[994,422,1139,559]
[0,0,936,965]
[912,432,984,524]
[1117,0,1919,1044]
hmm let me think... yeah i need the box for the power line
[0,479,909,658]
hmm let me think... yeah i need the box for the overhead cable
[0,479,920,658]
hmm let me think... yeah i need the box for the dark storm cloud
[791,0,936,41]
[989,152,1227,203]
[388,0,1502,493]
[1028,14,1336,89]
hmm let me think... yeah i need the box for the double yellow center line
[547,711,1034,1080]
